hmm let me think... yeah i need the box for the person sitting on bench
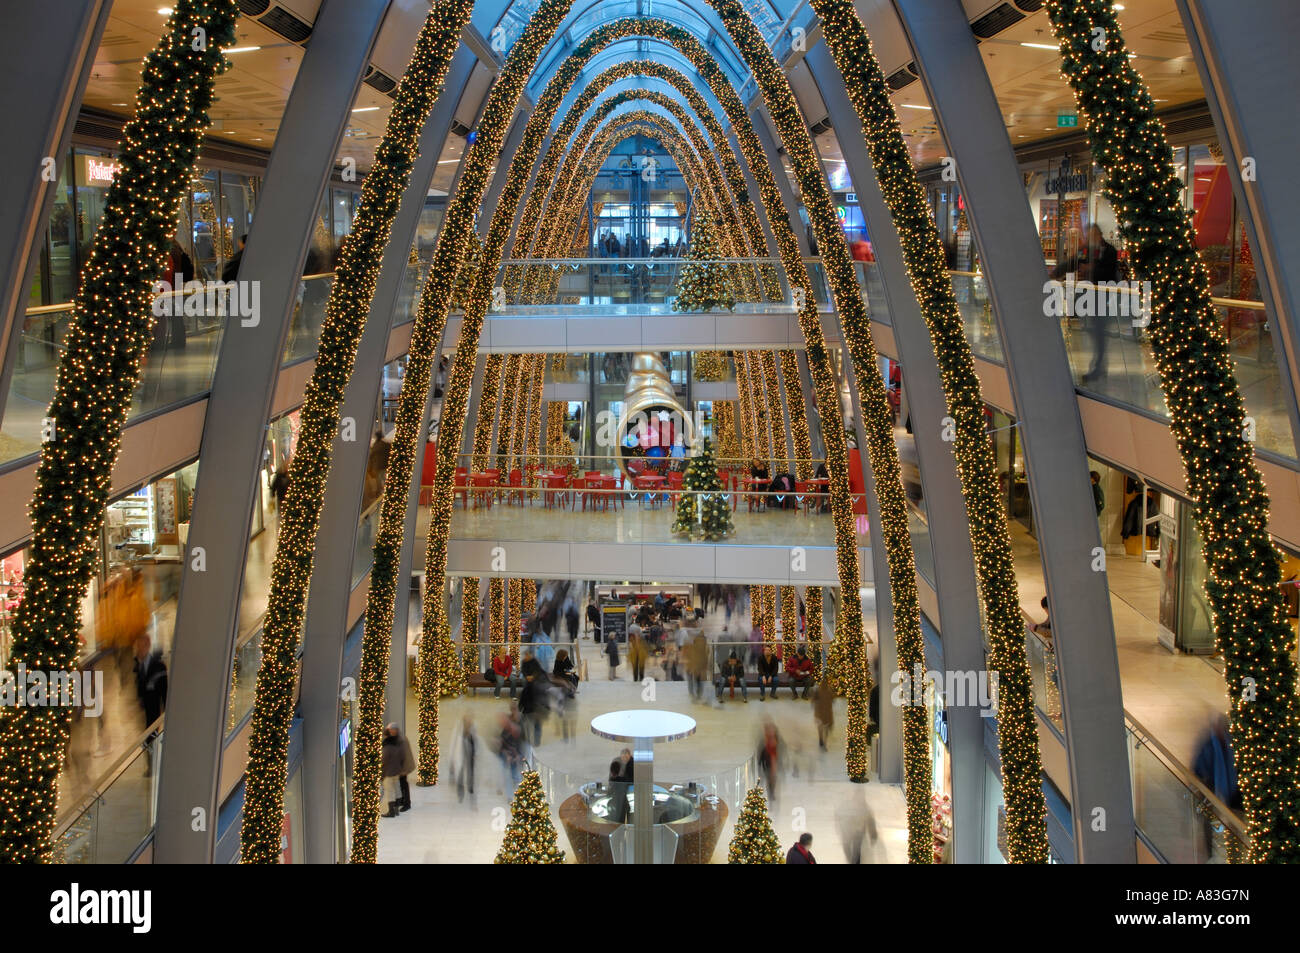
[490,653,522,699]
[715,650,748,702]
[786,644,815,699]
[757,644,780,700]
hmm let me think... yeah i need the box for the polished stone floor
[378,607,906,865]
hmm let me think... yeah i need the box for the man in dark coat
[787,833,816,864]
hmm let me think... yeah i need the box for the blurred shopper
[454,716,477,804]
[812,676,834,750]
[724,587,736,631]
[381,723,415,817]
[757,719,784,805]
[689,633,710,702]
[605,634,621,680]
[496,709,524,794]
[628,632,649,683]
[836,797,879,864]
[587,598,601,641]
[1194,711,1241,858]
[757,644,780,700]
[608,748,634,823]
[786,832,816,864]
[133,635,168,777]
[517,667,545,749]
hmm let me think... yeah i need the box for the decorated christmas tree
[727,785,784,864]
[671,437,734,541]
[672,213,737,312]
[494,770,566,864]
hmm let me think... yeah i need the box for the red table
[741,475,769,511]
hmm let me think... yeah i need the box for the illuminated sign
[80,155,121,185]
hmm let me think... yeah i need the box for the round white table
[591,710,697,863]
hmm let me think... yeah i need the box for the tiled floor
[378,603,907,864]
[1006,521,1227,767]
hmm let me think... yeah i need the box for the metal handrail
[1125,709,1248,844]
[22,271,336,318]
[52,715,163,840]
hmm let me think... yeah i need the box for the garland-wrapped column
[707,0,932,861]
[1045,0,1300,862]
[473,354,505,471]
[461,576,481,680]
[806,587,824,679]
[490,578,507,660]
[351,0,573,859]
[809,0,1047,862]
[0,0,238,862]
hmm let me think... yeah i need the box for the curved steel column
[802,40,989,862]
[299,47,474,864]
[0,0,110,424]
[1176,0,1300,458]
[891,0,1134,862]
[155,0,393,864]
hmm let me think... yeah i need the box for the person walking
[608,749,633,823]
[724,587,736,631]
[812,676,834,750]
[786,832,816,864]
[496,710,524,794]
[133,635,168,777]
[628,632,649,683]
[454,716,477,803]
[587,598,602,641]
[381,722,416,817]
[606,634,621,680]
[518,669,545,749]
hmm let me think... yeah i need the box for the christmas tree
[727,785,784,864]
[671,437,734,541]
[672,213,737,312]
[494,770,566,864]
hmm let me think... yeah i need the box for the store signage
[845,192,857,204]
[84,156,120,184]
[1057,112,1079,128]
[1045,154,1089,195]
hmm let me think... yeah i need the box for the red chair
[573,475,590,511]
[719,470,738,511]
[745,477,765,513]
[453,468,469,508]
[795,480,814,515]
[483,468,502,505]
[667,470,685,506]
[470,473,495,509]
[543,473,570,509]
[503,468,526,506]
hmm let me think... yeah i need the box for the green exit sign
[1057,113,1079,128]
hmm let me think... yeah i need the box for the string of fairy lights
[706,0,931,860]
[241,2,478,862]
[806,587,824,679]
[781,586,798,660]
[780,351,813,480]
[0,0,240,863]
[473,354,505,471]
[1044,0,1300,862]
[350,0,575,862]
[808,0,1047,862]
[461,576,481,680]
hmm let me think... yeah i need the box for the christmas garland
[429,24,869,790]
[707,0,932,861]
[809,0,1046,862]
[1045,0,1300,862]
[240,0,472,864]
[0,0,239,863]
[350,0,574,863]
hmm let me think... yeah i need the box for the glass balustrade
[352,498,381,588]
[1,274,336,468]
[53,720,163,864]
[494,258,795,310]
[437,453,852,549]
[1126,714,1248,864]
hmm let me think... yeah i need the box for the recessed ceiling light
[112,102,129,106]
[224,46,261,54]
[352,106,380,112]
[900,103,931,110]
[158,6,173,14]
[1021,42,1058,51]
[1114,3,1125,9]
[1153,98,1168,102]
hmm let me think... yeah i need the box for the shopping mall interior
[0,0,1297,869]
